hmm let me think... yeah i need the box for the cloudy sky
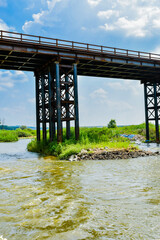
[0,0,160,126]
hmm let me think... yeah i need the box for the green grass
[0,130,18,142]
[0,128,36,142]
[27,125,143,159]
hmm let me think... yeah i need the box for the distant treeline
[0,125,36,130]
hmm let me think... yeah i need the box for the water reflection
[0,140,160,239]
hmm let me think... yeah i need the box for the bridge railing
[1,30,160,61]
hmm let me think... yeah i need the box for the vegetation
[0,130,18,142]
[27,124,146,159]
[116,123,156,141]
[108,119,117,128]
[0,128,36,142]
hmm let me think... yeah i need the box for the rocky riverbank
[68,148,159,161]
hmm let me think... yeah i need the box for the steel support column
[55,62,62,142]
[35,73,40,141]
[48,66,54,141]
[154,83,159,142]
[50,65,56,137]
[41,74,47,140]
[73,63,79,140]
[65,74,70,139]
[143,81,160,142]
[144,82,149,141]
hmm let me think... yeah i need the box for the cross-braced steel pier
[1,30,160,142]
[35,63,79,142]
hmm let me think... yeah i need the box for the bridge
[0,30,160,142]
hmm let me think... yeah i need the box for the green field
[27,123,156,159]
[0,128,36,142]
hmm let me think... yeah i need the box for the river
[0,139,160,240]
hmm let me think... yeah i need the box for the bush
[108,119,117,128]
[16,129,31,137]
[0,130,18,142]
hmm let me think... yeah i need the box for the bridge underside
[1,48,160,82]
[1,31,160,142]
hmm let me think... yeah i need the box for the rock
[101,151,107,155]
[135,140,141,145]
[87,148,92,151]
[104,147,108,149]
[69,155,78,161]
[80,149,88,154]
[77,147,160,161]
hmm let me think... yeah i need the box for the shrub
[108,119,117,128]
[0,130,18,142]
[16,129,31,137]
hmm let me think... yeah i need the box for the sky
[0,0,160,127]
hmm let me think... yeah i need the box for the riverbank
[0,128,36,142]
[27,123,158,159]
[69,147,159,161]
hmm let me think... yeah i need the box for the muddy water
[0,139,160,240]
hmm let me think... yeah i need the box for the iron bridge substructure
[1,30,160,142]
[35,62,79,142]
[143,81,160,142]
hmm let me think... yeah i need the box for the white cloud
[47,0,61,9]
[22,0,61,32]
[90,87,132,110]
[98,10,119,19]
[106,80,142,96]
[81,26,87,31]
[116,17,148,37]
[100,23,115,31]
[87,0,101,7]
[0,19,14,31]
[90,88,108,100]
[152,46,160,54]
[0,71,28,91]
[98,1,160,37]
[106,99,133,111]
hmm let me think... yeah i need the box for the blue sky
[0,0,160,126]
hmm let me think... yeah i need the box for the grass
[0,128,36,142]
[0,130,18,142]
[27,124,146,159]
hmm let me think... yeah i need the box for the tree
[20,125,27,130]
[108,119,117,128]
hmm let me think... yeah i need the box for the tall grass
[0,128,36,142]
[0,130,18,142]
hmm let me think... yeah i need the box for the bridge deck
[0,30,160,81]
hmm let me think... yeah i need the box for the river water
[0,139,160,240]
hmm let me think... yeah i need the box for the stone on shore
[75,148,159,161]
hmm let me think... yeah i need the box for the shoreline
[68,148,160,161]
[26,124,160,159]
